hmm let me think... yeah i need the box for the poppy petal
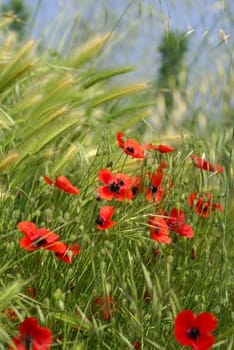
[56,243,80,263]
[148,217,171,244]
[97,221,116,230]
[99,206,114,221]
[174,310,196,345]
[17,222,38,241]
[191,155,223,173]
[196,312,218,332]
[97,186,114,200]
[98,168,113,184]
[146,144,174,153]
[188,193,197,206]
[20,237,38,251]
[170,208,185,225]
[43,176,53,185]
[177,224,194,238]
[55,176,80,194]
[144,143,158,150]
[36,228,60,244]
[125,139,145,158]
[174,310,217,350]
[151,171,163,187]
[193,333,215,350]
[15,317,53,350]
[211,203,224,212]
[117,132,125,149]
[157,144,175,153]
[115,187,133,201]
[46,241,68,253]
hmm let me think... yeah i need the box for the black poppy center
[168,222,177,230]
[131,186,138,195]
[33,237,47,247]
[24,335,32,349]
[187,327,200,340]
[150,185,158,194]
[153,226,160,234]
[109,180,124,194]
[96,217,104,226]
[126,146,134,154]
[201,205,209,213]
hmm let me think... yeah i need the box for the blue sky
[18,0,232,81]
[0,0,232,126]
[2,0,233,92]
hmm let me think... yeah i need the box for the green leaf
[17,117,79,164]
[82,66,134,88]
[90,83,148,108]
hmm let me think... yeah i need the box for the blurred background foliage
[1,0,29,39]
[0,0,233,130]
[0,0,232,182]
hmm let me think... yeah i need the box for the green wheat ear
[0,152,19,173]
[68,32,112,68]
[0,39,35,93]
[0,20,151,182]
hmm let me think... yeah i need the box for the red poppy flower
[97,168,133,201]
[211,202,224,212]
[174,310,217,350]
[133,341,141,349]
[117,132,145,158]
[158,160,168,169]
[188,193,210,218]
[191,249,195,259]
[96,206,116,230]
[18,221,65,253]
[130,175,142,198]
[145,143,175,153]
[146,170,164,203]
[43,176,80,194]
[148,216,171,244]
[188,193,224,218]
[9,317,53,350]
[166,208,194,238]
[92,296,117,321]
[191,155,223,173]
[25,287,36,299]
[55,243,80,264]
[3,308,18,321]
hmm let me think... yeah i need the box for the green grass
[0,9,233,350]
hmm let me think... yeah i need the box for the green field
[0,3,233,349]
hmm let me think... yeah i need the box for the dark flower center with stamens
[168,222,180,230]
[109,180,124,194]
[96,217,104,226]
[33,237,47,247]
[24,335,32,349]
[153,226,160,234]
[126,146,134,153]
[197,202,209,214]
[150,185,158,194]
[201,204,209,213]
[131,186,138,195]
[187,327,200,340]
